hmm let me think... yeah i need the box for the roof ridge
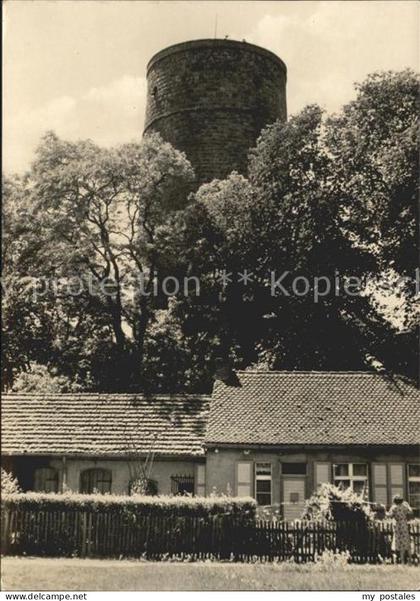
[236,370,381,375]
[1,393,212,398]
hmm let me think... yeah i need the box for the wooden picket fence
[254,519,420,563]
[1,506,420,563]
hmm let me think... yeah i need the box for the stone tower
[144,39,287,185]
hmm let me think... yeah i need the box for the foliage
[325,70,419,377]
[2,70,418,391]
[2,493,256,560]
[1,468,21,495]
[2,491,256,519]
[2,132,194,391]
[140,303,193,392]
[174,73,418,381]
[3,495,417,564]
[326,70,419,279]
[2,175,55,388]
[129,478,158,496]
[313,549,351,569]
[177,106,375,375]
[10,363,83,392]
[302,483,371,523]
[302,484,375,560]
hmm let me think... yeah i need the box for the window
[255,462,272,506]
[171,474,194,496]
[80,468,112,494]
[282,463,307,475]
[34,467,59,493]
[408,464,420,515]
[333,463,368,496]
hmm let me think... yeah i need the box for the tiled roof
[206,371,420,446]
[2,394,210,457]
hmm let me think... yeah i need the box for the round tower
[144,39,287,185]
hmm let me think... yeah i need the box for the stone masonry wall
[144,39,287,185]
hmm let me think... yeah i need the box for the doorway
[282,477,306,520]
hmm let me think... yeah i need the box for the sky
[3,0,419,174]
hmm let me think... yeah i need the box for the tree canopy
[3,70,418,392]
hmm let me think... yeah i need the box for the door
[282,477,306,520]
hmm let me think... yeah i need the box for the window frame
[408,464,420,479]
[80,468,112,495]
[255,462,272,506]
[333,462,369,496]
[34,467,59,493]
[170,474,195,496]
[407,463,420,515]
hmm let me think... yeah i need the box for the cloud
[238,1,418,116]
[84,75,146,120]
[79,75,147,145]
[4,1,417,174]
[4,75,147,174]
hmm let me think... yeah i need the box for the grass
[1,557,419,591]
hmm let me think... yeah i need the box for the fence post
[86,511,93,557]
[81,511,87,558]
[1,506,11,556]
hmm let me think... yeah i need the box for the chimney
[214,359,240,386]
[214,363,232,384]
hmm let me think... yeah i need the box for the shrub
[1,468,21,494]
[129,478,158,496]
[2,491,256,521]
[314,549,351,569]
[302,483,371,524]
[303,483,373,559]
[2,491,256,559]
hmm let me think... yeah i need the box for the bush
[129,477,158,496]
[2,491,256,559]
[1,468,21,494]
[302,483,373,560]
[314,549,351,569]
[2,491,256,521]
[302,483,371,524]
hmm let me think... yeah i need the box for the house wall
[205,447,420,517]
[4,455,204,496]
[4,446,419,514]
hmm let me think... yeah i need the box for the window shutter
[236,461,252,497]
[389,463,404,500]
[195,464,206,497]
[315,462,330,489]
[372,463,388,505]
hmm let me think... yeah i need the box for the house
[206,371,420,518]
[1,393,209,496]
[2,371,419,518]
